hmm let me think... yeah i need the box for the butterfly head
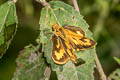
[51,23,60,32]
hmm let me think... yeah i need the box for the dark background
[0,0,120,80]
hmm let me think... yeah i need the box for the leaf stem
[13,0,17,3]
[72,0,80,13]
[94,53,107,80]
[44,66,51,79]
[71,0,107,80]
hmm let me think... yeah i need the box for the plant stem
[44,66,51,79]
[72,0,80,13]
[35,0,50,8]
[71,0,107,80]
[13,0,17,3]
[94,53,107,80]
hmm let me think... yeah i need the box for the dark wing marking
[69,36,96,51]
[63,25,86,36]
[60,37,77,63]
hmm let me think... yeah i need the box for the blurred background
[0,0,120,80]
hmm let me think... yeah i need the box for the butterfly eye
[52,27,54,31]
[51,24,57,30]
[52,24,61,32]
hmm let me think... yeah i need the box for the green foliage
[40,1,96,80]
[2,0,120,80]
[109,57,120,80]
[109,69,120,80]
[12,44,48,80]
[114,57,120,65]
[0,1,18,58]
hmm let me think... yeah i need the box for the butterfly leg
[47,37,52,43]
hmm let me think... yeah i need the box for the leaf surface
[39,1,96,80]
[114,57,120,65]
[109,69,120,80]
[12,44,48,80]
[0,1,18,58]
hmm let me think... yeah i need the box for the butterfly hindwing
[52,35,70,64]
[60,37,77,63]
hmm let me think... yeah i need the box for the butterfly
[51,23,96,64]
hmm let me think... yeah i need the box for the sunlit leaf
[0,1,18,58]
[39,1,96,80]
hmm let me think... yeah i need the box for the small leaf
[114,57,120,65]
[12,44,48,80]
[109,69,120,80]
[39,1,96,80]
[0,1,18,58]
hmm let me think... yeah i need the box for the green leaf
[114,57,120,65]
[39,1,96,80]
[109,57,120,80]
[109,69,120,80]
[12,44,48,80]
[0,1,18,58]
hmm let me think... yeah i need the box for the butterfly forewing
[62,26,96,51]
[70,36,96,51]
[52,34,70,64]
[63,26,86,37]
